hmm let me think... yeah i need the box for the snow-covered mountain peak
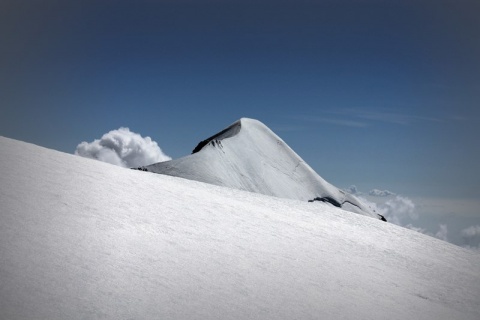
[192,118,280,154]
[145,118,381,220]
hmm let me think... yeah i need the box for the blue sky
[1,1,479,244]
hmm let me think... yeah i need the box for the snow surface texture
[1,136,480,320]
[146,118,379,219]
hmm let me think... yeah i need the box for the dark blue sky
[1,0,479,199]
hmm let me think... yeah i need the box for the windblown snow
[1,136,480,320]
[145,118,379,219]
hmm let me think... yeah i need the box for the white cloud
[354,188,478,246]
[358,195,416,226]
[460,225,480,249]
[292,115,367,128]
[434,224,448,242]
[385,195,415,215]
[75,127,171,168]
[326,108,442,126]
[461,225,480,238]
[345,185,360,195]
[368,189,396,197]
[383,195,417,223]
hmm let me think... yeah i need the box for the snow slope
[1,136,480,320]
[146,118,379,219]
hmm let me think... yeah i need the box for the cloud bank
[435,224,449,242]
[384,196,417,221]
[345,186,396,197]
[352,186,480,249]
[359,194,416,226]
[461,225,480,238]
[345,185,360,195]
[368,189,396,197]
[75,127,171,168]
[461,225,480,249]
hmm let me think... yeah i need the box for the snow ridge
[192,119,242,154]
[1,136,479,320]
[146,118,380,219]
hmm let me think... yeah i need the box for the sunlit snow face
[2,135,480,320]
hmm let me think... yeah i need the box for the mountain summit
[145,118,382,220]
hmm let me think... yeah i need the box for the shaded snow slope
[146,118,379,219]
[1,136,480,320]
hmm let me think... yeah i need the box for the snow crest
[146,118,378,219]
[1,136,480,320]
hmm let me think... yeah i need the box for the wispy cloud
[327,108,442,126]
[460,225,480,250]
[349,186,480,247]
[369,189,396,197]
[317,118,368,128]
[290,115,368,128]
[344,185,361,195]
[449,115,480,123]
[272,125,309,132]
[435,224,449,242]
[360,112,440,125]
[461,225,480,238]
[358,194,416,226]
[451,115,469,121]
[290,108,442,129]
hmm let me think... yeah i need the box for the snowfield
[1,136,480,319]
